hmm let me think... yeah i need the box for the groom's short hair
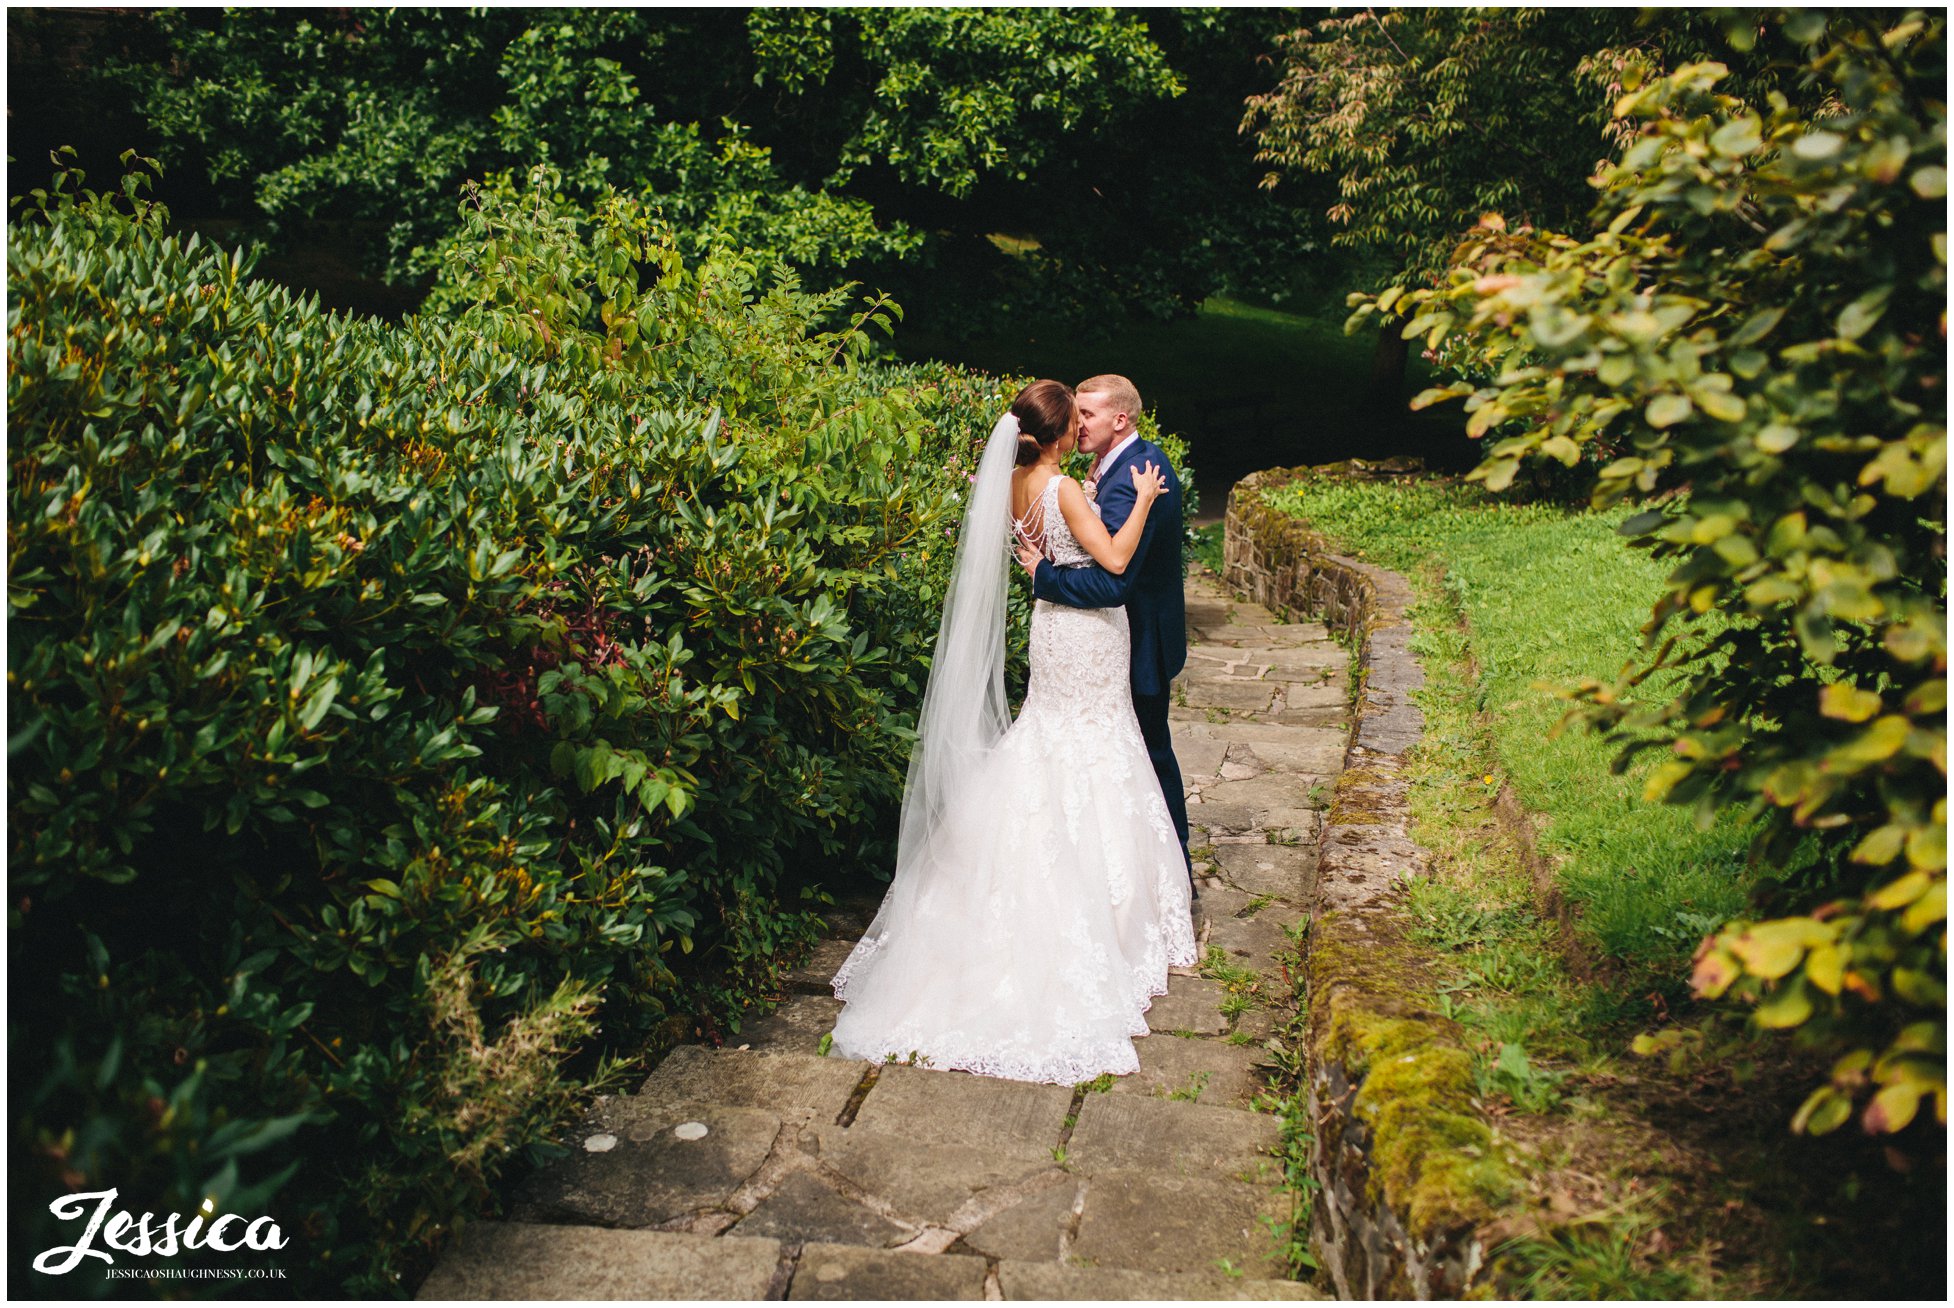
[1077,374,1142,426]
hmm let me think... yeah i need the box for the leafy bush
[1357,12,1945,1135]
[6,156,1040,1292]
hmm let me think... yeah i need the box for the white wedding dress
[829,473,1197,1084]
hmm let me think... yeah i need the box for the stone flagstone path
[421,569,1345,1301]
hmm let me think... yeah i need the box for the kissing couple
[829,374,1198,1084]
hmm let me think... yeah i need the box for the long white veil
[890,410,1020,871]
[830,409,1019,1003]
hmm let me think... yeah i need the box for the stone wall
[1225,465,1499,1300]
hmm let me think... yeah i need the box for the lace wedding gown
[829,474,1197,1083]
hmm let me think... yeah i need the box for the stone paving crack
[1056,1084,1087,1153]
[720,1118,814,1220]
[940,1167,1074,1236]
[763,1240,802,1300]
[647,1208,739,1236]
[1055,1177,1089,1261]
[982,1257,1004,1300]
[833,1063,879,1128]
[802,1155,926,1239]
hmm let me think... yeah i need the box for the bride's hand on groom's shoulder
[1130,460,1168,503]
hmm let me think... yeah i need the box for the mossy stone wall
[1226,464,1504,1298]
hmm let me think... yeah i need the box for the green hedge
[9,158,1200,1295]
[5,159,1122,1293]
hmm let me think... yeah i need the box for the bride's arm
[1055,466,1164,575]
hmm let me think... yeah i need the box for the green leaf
[1710,117,1762,157]
[1853,825,1909,866]
[1540,435,1581,466]
[1729,920,1816,979]
[1646,393,1693,428]
[298,679,338,732]
[1792,1084,1852,1134]
[1792,131,1844,160]
[1474,458,1520,493]
[1818,682,1883,722]
[1696,389,1747,423]
[1836,287,1891,341]
[1728,348,1770,379]
[1728,305,1785,346]
[1753,978,1814,1029]
[1827,715,1911,766]
[1864,1082,1924,1133]
[1892,967,1946,1006]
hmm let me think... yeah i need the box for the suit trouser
[1132,688,1192,884]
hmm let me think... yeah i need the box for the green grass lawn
[1262,476,1755,983]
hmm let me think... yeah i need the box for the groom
[1014,374,1193,891]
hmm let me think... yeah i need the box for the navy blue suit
[1032,438,1191,875]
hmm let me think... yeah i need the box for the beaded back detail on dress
[1037,476,1093,566]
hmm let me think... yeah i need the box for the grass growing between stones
[1254,923,1325,1280]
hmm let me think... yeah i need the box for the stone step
[1107,1031,1269,1108]
[419,1223,1327,1300]
[1066,1092,1281,1181]
[1172,718,1349,751]
[751,945,1267,1053]
[781,937,859,993]
[997,1257,1328,1300]
[509,1045,1301,1280]
[634,1044,864,1117]
[1185,643,1347,670]
[418,1223,783,1299]
[733,993,841,1055]
[1188,622,1332,645]
[582,1043,1288,1167]
[676,991,1285,1113]
[1209,841,1319,901]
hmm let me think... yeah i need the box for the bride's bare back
[1011,463,1166,574]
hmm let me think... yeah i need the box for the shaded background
[6,6,1479,516]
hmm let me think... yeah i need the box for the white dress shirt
[1088,431,1142,489]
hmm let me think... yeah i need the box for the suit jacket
[1031,436,1187,698]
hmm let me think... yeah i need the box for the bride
[829,379,1197,1084]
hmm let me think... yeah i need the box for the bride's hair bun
[1011,379,1075,468]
